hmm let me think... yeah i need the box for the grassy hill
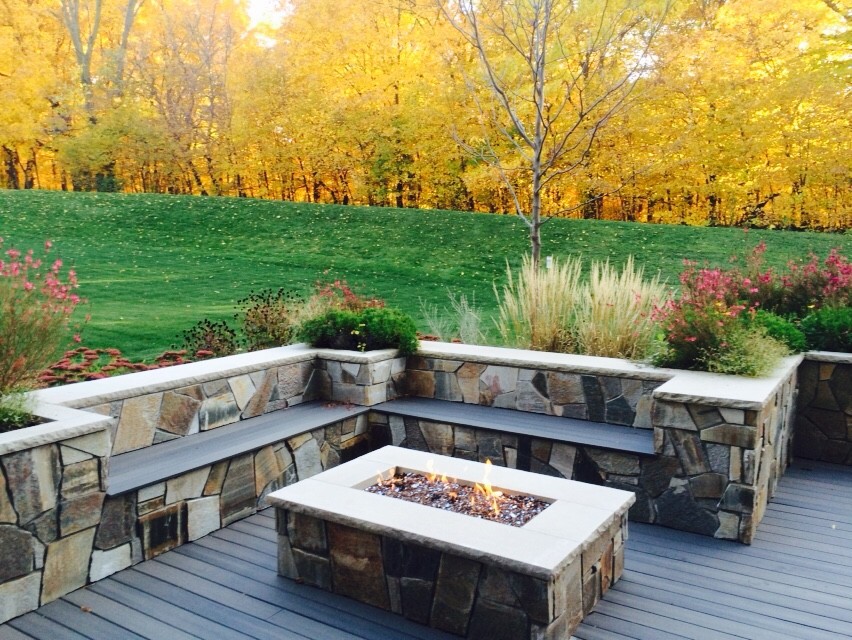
[1,190,849,360]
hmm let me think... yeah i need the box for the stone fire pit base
[268,447,634,639]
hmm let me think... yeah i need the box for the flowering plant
[653,261,757,371]
[735,242,852,317]
[0,239,83,394]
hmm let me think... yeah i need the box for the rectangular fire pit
[266,446,634,639]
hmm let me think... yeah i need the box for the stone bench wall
[404,355,664,428]
[794,353,852,465]
[0,343,803,622]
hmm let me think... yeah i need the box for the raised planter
[0,341,804,623]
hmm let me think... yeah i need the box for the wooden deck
[3,460,851,640]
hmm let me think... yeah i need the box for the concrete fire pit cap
[266,446,635,579]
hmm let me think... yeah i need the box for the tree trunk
[2,147,20,189]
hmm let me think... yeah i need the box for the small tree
[442,0,672,264]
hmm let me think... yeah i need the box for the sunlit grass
[1,190,848,360]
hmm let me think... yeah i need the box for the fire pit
[266,446,635,639]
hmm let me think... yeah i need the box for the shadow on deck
[2,460,851,640]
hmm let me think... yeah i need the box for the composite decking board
[622,557,852,628]
[759,502,852,526]
[630,526,852,577]
[753,529,852,562]
[622,546,852,611]
[212,527,278,556]
[63,589,201,640]
[0,625,35,640]
[577,612,686,640]
[5,461,852,640]
[572,625,643,640]
[227,519,279,542]
[86,580,255,640]
[107,402,370,494]
[111,569,348,640]
[169,542,455,640]
[586,599,748,640]
[36,599,147,640]
[617,568,851,636]
[756,520,852,545]
[627,533,852,597]
[760,511,852,537]
[600,589,782,640]
[772,487,852,509]
[373,398,656,454]
[132,561,283,620]
[786,462,852,482]
[192,532,282,569]
[770,493,852,515]
[8,614,91,640]
[613,576,846,639]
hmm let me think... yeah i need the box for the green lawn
[1,190,848,360]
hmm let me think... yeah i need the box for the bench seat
[373,397,655,456]
[107,401,370,495]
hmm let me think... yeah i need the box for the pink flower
[73,334,82,343]
[23,282,33,291]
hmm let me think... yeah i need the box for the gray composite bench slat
[107,401,370,495]
[5,461,852,640]
[374,397,656,455]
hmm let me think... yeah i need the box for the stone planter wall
[794,352,852,465]
[404,354,665,428]
[400,344,801,544]
[0,343,804,622]
[649,366,797,544]
[0,407,111,623]
[310,354,406,406]
[84,359,317,455]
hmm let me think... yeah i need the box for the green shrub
[801,307,852,352]
[0,394,37,433]
[749,311,807,352]
[698,324,789,377]
[299,307,418,355]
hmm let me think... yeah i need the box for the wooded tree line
[0,0,849,230]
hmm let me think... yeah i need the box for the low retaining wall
[0,342,803,622]
[794,352,852,465]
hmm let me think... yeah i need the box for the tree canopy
[0,0,848,230]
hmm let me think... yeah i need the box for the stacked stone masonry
[276,509,627,640]
[0,429,110,623]
[795,354,852,465]
[404,356,662,427]
[0,345,801,623]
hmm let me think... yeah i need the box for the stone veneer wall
[398,346,800,544]
[90,359,317,455]
[276,508,627,639]
[794,352,852,465]
[1,425,111,623]
[404,355,664,428]
[0,343,802,622]
[0,346,403,623]
[650,367,797,544]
